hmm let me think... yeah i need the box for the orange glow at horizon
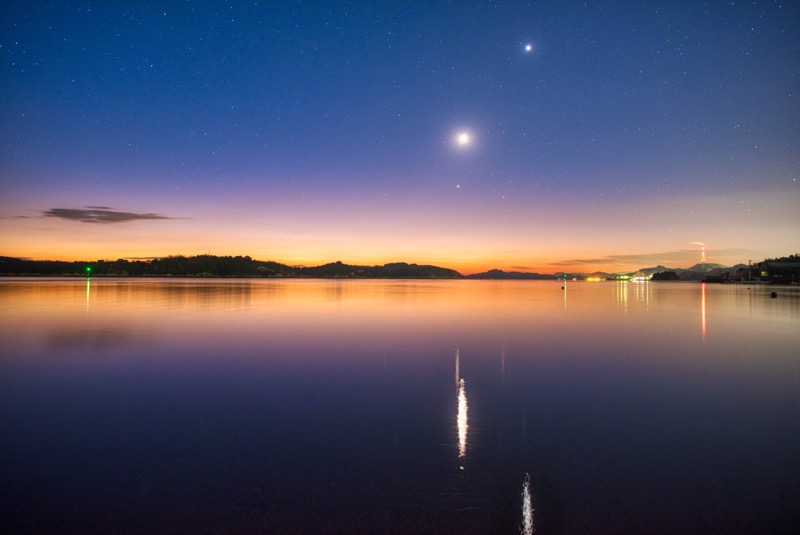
[0,244,655,275]
[0,243,774,277]
[1,187,796,275]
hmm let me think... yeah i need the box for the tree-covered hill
[0,255,462,279]
[465,269,554,280]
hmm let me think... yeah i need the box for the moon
[456,132,471,147]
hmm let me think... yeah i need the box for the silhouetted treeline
[4,253,796,281]
[0,255,463,279]
[651,271,680,281]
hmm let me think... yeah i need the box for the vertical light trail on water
[457,378,468,461]
[701,282,707,339]
[500,345,506,383]
[455,347,460,388]
[521,473,534,535]
[455,347,468,464]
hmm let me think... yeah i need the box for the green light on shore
[85,266,92,276]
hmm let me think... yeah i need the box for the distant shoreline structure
[1,254,798,283]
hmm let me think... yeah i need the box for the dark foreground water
[1,278,798,534]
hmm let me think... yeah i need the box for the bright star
[456,132,471,147]
[524,43,533,53]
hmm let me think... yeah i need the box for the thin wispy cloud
[43,207,177,224]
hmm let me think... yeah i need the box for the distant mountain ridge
[686,262,727,273]
[2,254,797,281]
[553,263,736,281]
[637,263,730,281]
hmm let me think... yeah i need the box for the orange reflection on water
[3,278,798,370]
[615,281,628,314]
[701,282,707,339]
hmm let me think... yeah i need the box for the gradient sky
[1,1,798,274]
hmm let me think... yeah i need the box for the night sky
[2,1,798,274]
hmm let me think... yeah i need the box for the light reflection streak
[521,472,534,535]
[85,277,91,312]
[455,347,460,388]
[501,344,506,383]
[616,280,628,314]
[457,378,468,461]
[701,282,707,339]
[455,347,468,464]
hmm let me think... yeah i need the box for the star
[456,132,471,147]
[524,43,533,53]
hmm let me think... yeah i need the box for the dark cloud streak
[44,207,175,224]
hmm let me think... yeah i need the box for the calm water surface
[1,278,798,533]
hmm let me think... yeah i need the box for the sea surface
[1,278,798,534]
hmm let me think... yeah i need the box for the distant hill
[466,269,554,280]
[301,261,462,279]
[651,271,680,281]
[677,264,730,281]
[686,262,727,273]
[371,262,462,279]
[636,265,671,277]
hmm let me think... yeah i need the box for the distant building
[759,261,800,283]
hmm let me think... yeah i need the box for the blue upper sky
[1,1,797,272]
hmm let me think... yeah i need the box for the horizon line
[1,252,756,277]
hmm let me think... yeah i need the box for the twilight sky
[1,1,798,274]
